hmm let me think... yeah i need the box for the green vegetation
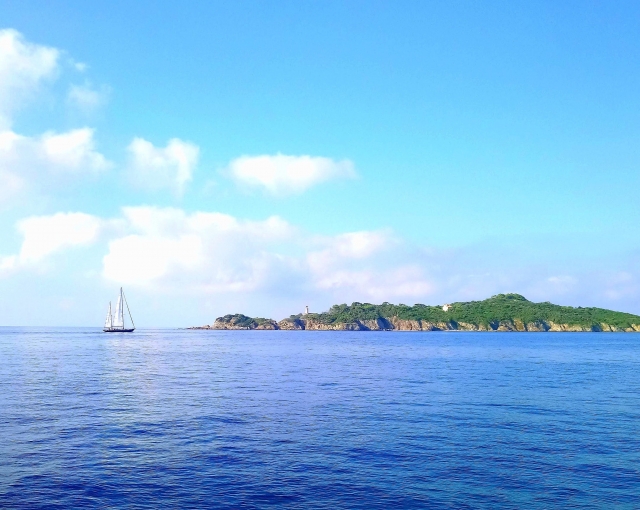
[302,294,640,330]
[206,295,640,331]
[216,314,275,328]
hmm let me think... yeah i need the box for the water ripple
[1,328,639,508]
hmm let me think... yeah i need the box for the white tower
[304,305,309,315]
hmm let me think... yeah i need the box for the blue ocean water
[1,328,639,509]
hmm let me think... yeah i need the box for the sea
[1,328,639,509]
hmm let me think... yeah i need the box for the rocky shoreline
[190,316,640,332]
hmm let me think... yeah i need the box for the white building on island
[442,304,451,312]
[304,305,309,315]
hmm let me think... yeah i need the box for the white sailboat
[103,288,135,332]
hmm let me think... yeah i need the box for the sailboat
[103,287,135,332]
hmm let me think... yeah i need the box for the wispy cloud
[67,82,110,114]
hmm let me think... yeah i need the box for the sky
[1,0,639,326]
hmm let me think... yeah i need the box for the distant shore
[189,294,640,332]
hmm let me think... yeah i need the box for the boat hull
[103,328,135,333]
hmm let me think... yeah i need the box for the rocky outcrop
[277,318,305,330]
[286,317,460,331]
[359,318,394,330]
[286,317,463,331]
[525,321,549,332]
[547,321,590,332]
[254,321,279,330]
[190,314,278,330]
[387,318,422,331]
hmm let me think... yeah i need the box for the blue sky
[1,1,639,326]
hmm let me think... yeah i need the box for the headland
[190,293,640,332]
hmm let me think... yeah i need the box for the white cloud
[547,275,578,292]
[101,212,422,301]
[104,234,203,287]
[228,154,356,196]
[0,29,59,129]
[99,208,438,303]
[313,266,435,301]
[103,207,294,291]
[71,60,88,72]
[17,212,102,263]
[67,82,110,113]
[5,206,637,318]
[127,138,199,196]
[0,30,114,206]
[39,128,111,172]
[0,128,111,204]
[307,230,391,283]
[0,166,24,203]
[310,230,391,264]
[0,212,102,276]
[0,254,17,276]
[306,230,435,301]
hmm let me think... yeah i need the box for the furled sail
[104,302,113,329]
[113,293,124,328]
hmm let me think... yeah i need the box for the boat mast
[123,289,135,330]
[105,301,113,329]
[119,287,125,329]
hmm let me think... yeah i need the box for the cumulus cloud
[0,28,59,129]
[103,206,294,290]
[228,154,356,196]
[0,30,115,206]
[17,212,102,263]
[102,209,436,303]
[0,128,111,204]
[39,128,111,171]
[0,128,109,173]
[0,212,102,275]
[127,138,199,196]
[6,206,638,316]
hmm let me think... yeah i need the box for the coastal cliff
[190,294,640,332]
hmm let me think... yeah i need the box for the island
[189,294,640,332]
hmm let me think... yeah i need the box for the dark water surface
[1,328,639,509]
